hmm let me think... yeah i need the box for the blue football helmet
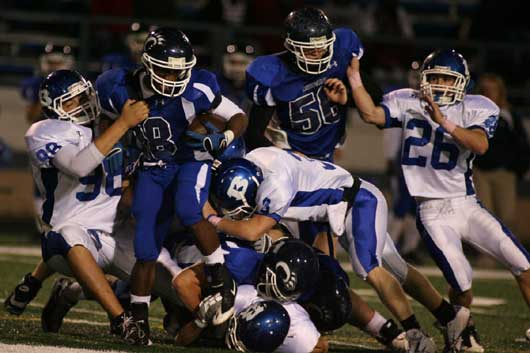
[226,300,290,352]
[142,27,197,97]
[211,158,263,220]
[217,137,247,163]
[300,254,352,332]
[284,7,336,75]
[420,49,470,105]
[257,239,319,302]
[39,69,100,125]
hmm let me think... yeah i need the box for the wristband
[207,214,222,226]
[349,71,363,89]
[223,130,235,145]
[440,117,457,134]
[194,318,208,329]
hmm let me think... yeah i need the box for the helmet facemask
[225,315,248,352]
[142,53,196,97]
[420,68,469,106]
[43,80,100,125]
[284,33,336,75]
[257,267,298,302]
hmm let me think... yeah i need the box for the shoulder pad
[384,88,417,100]
[25,119,84,149]
[246,55,284,88]
[464,94,500,114]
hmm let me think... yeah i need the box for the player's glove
[194,293,223,328]
[186,121,234,155]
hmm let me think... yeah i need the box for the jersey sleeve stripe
[265,88,276,106]
[381,104,402,128]
[466,125,490,138]
[181,97,196,123]
[193,82,216,103]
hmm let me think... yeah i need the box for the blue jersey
[95,68,221,163]
[20,76,45,104]
[246,28,364,159]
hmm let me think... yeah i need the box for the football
[185,112,227,138]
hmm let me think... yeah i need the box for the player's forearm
[217,219,264,241]
[93,118,130,156]
[349,73,386,126]
[448,127,489,155]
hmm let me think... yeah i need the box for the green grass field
[0,241,529,353]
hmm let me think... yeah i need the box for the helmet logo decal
[276,261,297,291]
[168,57,186,65]
[144,34,166,49]
[39,89,52,106]
[309,35,327,43]
[240,303,266,322]
[227,176,249,200]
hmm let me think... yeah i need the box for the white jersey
[246,147,353,235]
[381,89,499,198]
[25,119,122,233]
[235,285,320,353]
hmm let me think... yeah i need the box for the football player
[95,27,248,344]
[5,69,148,343]
[244,6,382,250]
[245,7,381,160]
[206,150,476,353]
[342,48,530,351]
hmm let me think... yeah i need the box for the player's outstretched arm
[52,99,148,178]
[346,57,387,127]
[93,99,149,155]
[207,213,277,242]
[421,93,489,155]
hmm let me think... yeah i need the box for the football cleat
[461,324,484,353]
[205,263,236,326]
[406,329,436,353]
[375,319,408,352]
[4,272,42,315]
[112,308,152,346]
[41,277,79,332]
[443,306,471,352]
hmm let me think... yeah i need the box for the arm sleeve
[211,95,244,121]
[380,90,406,129]
[245,104,275,150]
[463,99,500,138]
[52,143,105,178]
[255,177,293,222]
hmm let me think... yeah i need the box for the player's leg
[129,166,174,343]
[382,231,470,351]
[466,200,530,341]
[4,259,53,315]
[41,227,144,344]
[340,180,435,352]
[174,161,236,325]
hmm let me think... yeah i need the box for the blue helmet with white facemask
[226,300,290,352]
[39,69,100,125]
[420,49,470,105]
[211,158,263,220]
